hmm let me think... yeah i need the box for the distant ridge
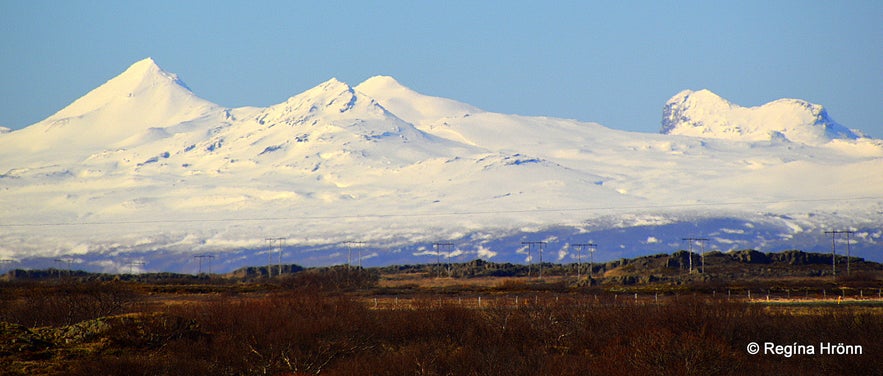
[4,250,879,285]
[0,58,880,273]
[661,89,860,144]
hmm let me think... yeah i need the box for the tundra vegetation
[1,250,881,375]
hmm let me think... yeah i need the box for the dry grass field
[2,251,881,375]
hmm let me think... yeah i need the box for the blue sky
[1,1,880,136]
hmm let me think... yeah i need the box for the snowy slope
[661,89,860,144]
[0,58,220,164]
[0,59,880,273]
[355,76,483,124]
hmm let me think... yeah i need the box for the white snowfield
[0,58,880,273]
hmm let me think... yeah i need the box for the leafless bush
[0,281,139,327]
[277,266,379,292]
[3,282,881,375]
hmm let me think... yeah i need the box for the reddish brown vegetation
[0,271,880,375]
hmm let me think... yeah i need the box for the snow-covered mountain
[1,59,880,273]
[0,58,219,163]
[661,89,861,144]
[356,76,483,123]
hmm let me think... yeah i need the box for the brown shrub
[3,281,881,375]
[0,281,140,327]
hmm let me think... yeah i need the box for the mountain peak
[256,77,393,127]
[280,77,359,112]
[312,77,353,95]
[8,58,219,153]
[127,56,160,73]
[355,76,482,126]
[357,75,407,93]
[664,89,733,117]
[661,89,858,144]
[46,57,206,122]
[119,57,191,90]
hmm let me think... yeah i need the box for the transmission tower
[266,237,286,277]
[433,242,454,278]
[344,241,366,269]
[825,230,856,277]
[0,259,14,274]
[128,260,145,275]
[682,237,709,274]
[54,257,74,277]
[194,254,215,275]
[571,243,596,280]
[522,242,546,279]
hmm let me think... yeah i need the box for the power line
[343,241,366,269]
[682,237,709,274]
[571,243,596,280]
[194,254,215,275]
[522,241,546,279]
[128,260,145,274]
[0,259,15,274]
[825,230,856,277]
[433,242,454,278]
[265,237,286,277]
[54,257,74,277]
